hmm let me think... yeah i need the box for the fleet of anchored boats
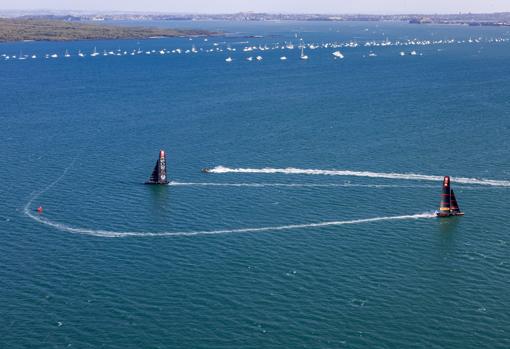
[2,35,508,63]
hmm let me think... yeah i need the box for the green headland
[0,18,214,42]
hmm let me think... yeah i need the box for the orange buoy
[37,206,43,213]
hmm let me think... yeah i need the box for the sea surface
[1,20,510,348]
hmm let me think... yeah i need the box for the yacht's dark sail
[450,190,461,213]
[436,176,464,217]
[145,150,169,185]
[148,160,160,182]
[438,176,451,214]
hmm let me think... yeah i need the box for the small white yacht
[332,51,344,59]
[225,57,233,62]
[300,46,308,60]
[299,39,309,60]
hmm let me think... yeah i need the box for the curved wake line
[208,166,510,187]
[24,162,436,238]
[23,160,77,217]
[24,211,435,238]
[168,181,433,189]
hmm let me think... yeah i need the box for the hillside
[0,19,214,41]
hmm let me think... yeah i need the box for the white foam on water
[208,166,510,187]
[25,209,436,238]
[20,162,439,238]
[168,181,428,188]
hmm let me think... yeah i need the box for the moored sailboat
[332,50,344,59]
[299,44,309,60]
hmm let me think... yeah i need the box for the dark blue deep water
[1,21,509,348]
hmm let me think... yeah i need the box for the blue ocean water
[1,21,510,347]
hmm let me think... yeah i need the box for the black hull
[436,212,464,217]
[145,181,169,185]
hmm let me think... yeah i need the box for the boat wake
[24,159,77,217]
[168,181,432,188]
[25,208,435,238]
[21,163,439,238]
[207,166,510,187]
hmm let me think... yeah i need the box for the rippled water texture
[1,21,509,348]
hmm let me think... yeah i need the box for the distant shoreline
[0,19,217,42]
[2,11,510,27]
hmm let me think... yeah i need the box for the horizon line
[2,9,510,16]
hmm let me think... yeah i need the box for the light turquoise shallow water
[1,21,509,348]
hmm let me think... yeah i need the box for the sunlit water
[1,21,509,348]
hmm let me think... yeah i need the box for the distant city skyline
[2,0,510,14]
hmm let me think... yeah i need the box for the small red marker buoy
[37,206,43,213]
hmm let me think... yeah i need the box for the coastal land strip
[0,18,216,42]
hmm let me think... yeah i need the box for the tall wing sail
[450,190,461,212]
[158,150,168,183]
[148,160,160,183]
[146,150,169,184]
[439,176,451,213]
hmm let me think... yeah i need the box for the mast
[158,150,168,183]
[438,176,452,214]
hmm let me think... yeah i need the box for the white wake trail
[208,166,510,187]
[168,181,424,188]
[24,211,436,238]
[22,162,436,238]
[23,159,77,217]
